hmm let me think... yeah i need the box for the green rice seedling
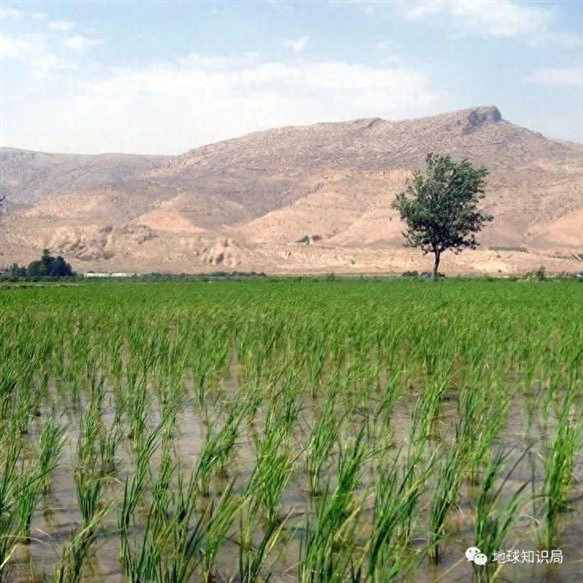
[473,450,527,582]
[158,389,181,445]
[119,427,161,559]
[166,485,221,583]
[53,505,109,583]
[151,446,175,519]
[246,396,298,524]
[118,456,173,582]
[16,460,45,544]
[541,390,583,549]
[192,325,231,408]
[0,441,21,580]
[410,378,447,445]
[78,404,100,470]
[0,369,18,417]
[457,378,511,485]
[126,375,150,447]
[238,507,289,583]
[305,394,341,497]
[97,421,122,476]
[246,434,296,527]
[121,462,232,583]
[305,329,328,397]
[199,482,241,582]
[38,417,66,493]
[298,429,368,582]
[74,470,103,526]
[13,388,33,436]
[121,494,163,582]
[245,391,300,525]
[366,451,429,580]
[428,442,464,563]
[299,496,363,583]
[195,408,243,496]
[374,369,402,430]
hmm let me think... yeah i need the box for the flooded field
[1,278,582,582]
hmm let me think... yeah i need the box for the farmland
[0,278,582,582]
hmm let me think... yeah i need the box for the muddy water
[10,367,583,583]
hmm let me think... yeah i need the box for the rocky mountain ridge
[2,106,583,275]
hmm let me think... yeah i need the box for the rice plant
[0,442,21,580]
[473,450,527,582]
[38,417,66,493]
[75,470,104,526]
[199,483,242,582]
[305,393,341,497]
[428,441,464,564]
[366,451,429,580]
[195,407,243,496]
[541,389,583,548]
[15,465,43,543]
[298,428,368,582]
[53,505,109,583]
[238,506,289,583]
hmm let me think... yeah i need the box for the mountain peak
[466,105,503,128]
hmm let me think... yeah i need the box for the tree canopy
[8,249,75,278]
[392,153,493,278]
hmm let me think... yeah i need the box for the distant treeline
[5,249,75,279]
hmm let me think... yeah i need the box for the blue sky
[1,0,582,154]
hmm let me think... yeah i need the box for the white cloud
[528,67,583,87]
[0,32,73,76]
[398,0,551,38]
[340,0,583,47]
[64,34,100,51]
[284,35,310,54]
[534,31,583,50]
[0,7,20,19]
[49,20,75,32]
[0,32,32,58]
[5,55,446,154]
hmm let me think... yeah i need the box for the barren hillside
[2,106,583,275]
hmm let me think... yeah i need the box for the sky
[0,0,582,154]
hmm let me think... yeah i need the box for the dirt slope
[2,106,583,275]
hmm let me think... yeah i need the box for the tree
[9,263,27,277]
[392,153,493,279]
[27,249,74,277]
[49,255,74,277]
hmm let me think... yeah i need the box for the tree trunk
[432,251,441,280]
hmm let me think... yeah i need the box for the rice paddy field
[1,278,583,582]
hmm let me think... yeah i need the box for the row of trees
[8,249,75,278]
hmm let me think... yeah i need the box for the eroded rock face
[200,238,242,267]
[48,224,156,261]
[118,224,157,244]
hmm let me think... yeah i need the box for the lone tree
[392,153,493,279]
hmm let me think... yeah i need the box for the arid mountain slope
[2,106,583,275]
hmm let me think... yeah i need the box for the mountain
[2,106,583,275]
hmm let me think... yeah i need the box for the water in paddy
[9,357,583,583]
